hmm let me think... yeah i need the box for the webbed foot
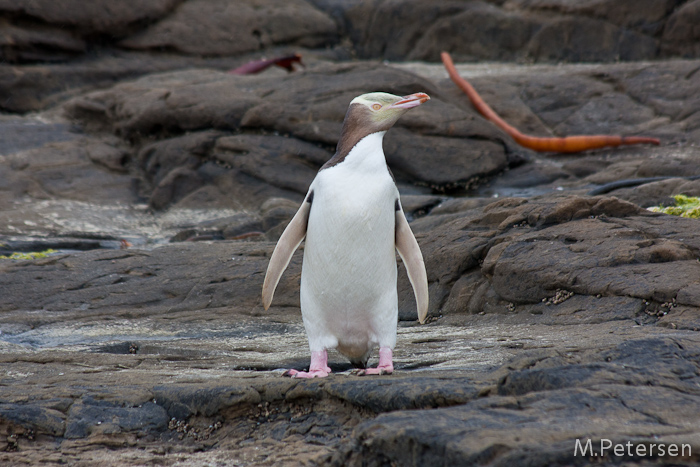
[282,349,331,378]
[356,347,394,376]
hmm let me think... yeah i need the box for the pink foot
[283,350,331,378]
[356,347,394,376]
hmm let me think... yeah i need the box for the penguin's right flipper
[262,193,313,310]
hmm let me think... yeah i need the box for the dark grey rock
[321,377,480,413]
[213,134,331,194]
[0,404,65,436]
[0,242,275,313]
[65,398,168,439]
[0,0,179,38]
[152,385,261,420]
[333,336,700,466]
[527,16,657,63]
[0,118,80,156]
[0,136,136,203]
[120,0,339,56]
[661,0,700,57]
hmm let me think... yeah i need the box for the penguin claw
[283,351,332,378]
[355,366,393,376]
[355,347,394,376]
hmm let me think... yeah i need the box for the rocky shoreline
[2,1,700,465]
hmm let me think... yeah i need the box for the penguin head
[330,92,430,163]
[349,92,430,129]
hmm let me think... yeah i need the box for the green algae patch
[648,195,700,218]
[0,249,58,260]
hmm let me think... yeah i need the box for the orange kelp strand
[512,135,661,154]
[440,52,660,153]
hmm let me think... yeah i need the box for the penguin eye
[371,103,382,111]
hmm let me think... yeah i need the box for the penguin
[262,92,430,378]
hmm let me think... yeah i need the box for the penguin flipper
[262,195,312,310]
[394,207,429,324]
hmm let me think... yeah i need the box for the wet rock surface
[2,191,700,465]
[2,1,700,465]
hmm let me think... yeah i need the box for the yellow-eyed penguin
[262,92,430,377]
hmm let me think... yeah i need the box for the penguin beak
[390,92,430,110]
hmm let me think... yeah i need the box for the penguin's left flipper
[395,204,429,324]
[262,192,313,310]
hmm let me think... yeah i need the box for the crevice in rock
[616,394,676,428]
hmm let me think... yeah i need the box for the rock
[213,134,330,194]
[0,53,249,113]
[608,178,700,208]
[261,197,302,237]
[591,60,700,141]
[65,399,168,439]
[239,62,517,188]
[121,0,339,56]
[343,0,692,63]
[149,166,206,210]
[0,242,275,313]
[0,0,696,118]
[237,62,437,145]
[1,136,135,203]
[339,386,699,465]
[2,197,700,464]
[65,69,264,136]
[135,129,314,211]
[138,130,223,189]
[1,0,697,73]
[0,116,80,156]
[153,385,262,421]
[333,335,700,466]
[321,377,480,413]
[18,59,698,218]
[528,16,657,62]
[0,0,178,63]
[658,306,700,331]
[384,128,509,189]
[7,191,697,330]
[511,0,683,35]
[495,71,656,137]
[65,62,514,203]
[0,0,178,37]
[0,19,85,64]
[398,194,443,218]
[429,197,495,216]
[0,404,65,436]
[169,213,264,241]
[169,185,237,210]
[345,1,482,61]
[404,194,700,323]
[662,0,700,57]
[0,238,112,256]
[410,2,540,62]
[413,59,700,201]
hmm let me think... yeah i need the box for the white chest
[303,131,397,273]
[311,132,396,211]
